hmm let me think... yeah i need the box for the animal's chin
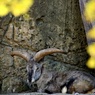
[28,80,36,85]
[27,81,38,91]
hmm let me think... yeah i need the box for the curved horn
[33,48,64,62]
[11,51,30,61]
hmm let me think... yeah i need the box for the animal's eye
[36,67,39,70]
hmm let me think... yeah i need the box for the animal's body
[44,70,95,94]
[11,48,95,94]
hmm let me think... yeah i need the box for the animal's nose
[32,71,42,82]
[31,77,36,83]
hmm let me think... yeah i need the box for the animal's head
[11,48,64,85]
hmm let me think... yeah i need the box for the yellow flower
[11,0,34,16]
[84,0,95,22]
[87,43,95,57]
[0,0,6,4]
[0,0,34,17]
[86,57,95,69]
[87,27,95,39]
[23,13,31,21]
[0,4,9,16]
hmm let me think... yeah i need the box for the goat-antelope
[11,48,95,94]
[11,48,64,84]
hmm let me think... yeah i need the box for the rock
[2,77,29,93]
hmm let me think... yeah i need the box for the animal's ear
[11,51,31,61]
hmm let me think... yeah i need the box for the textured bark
[0,0,90,93]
